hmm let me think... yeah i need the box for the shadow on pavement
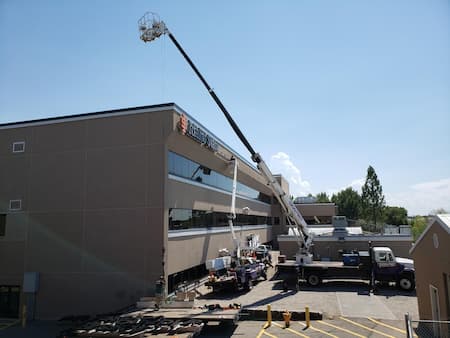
[297,280,417,297]
[243,290,297,308]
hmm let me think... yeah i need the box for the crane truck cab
[371,247,415,291]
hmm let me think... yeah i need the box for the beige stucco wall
[411,220,450,321]
[168,227,272,275]
[0,106,277,319]
[296,203,337,218]
[0,108,171,319]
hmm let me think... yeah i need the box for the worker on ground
[155,275,166,310]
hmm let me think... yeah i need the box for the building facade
[410,214,450,336]
[0,103,277,319]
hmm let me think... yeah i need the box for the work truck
[277,245,415,291]
[205,257,267,292]
[138,13,415,294]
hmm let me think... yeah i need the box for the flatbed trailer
[276,247,415,291]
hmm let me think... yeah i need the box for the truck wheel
[307,274,321,287]
[398,275,415,291]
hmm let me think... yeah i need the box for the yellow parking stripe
[340,317,396,338]
[367,317,406,334]
[272,321,310,338]
[263,331,278,338]
[298,321,339,338]
[256,323,267,338]
[317,320,366,338]
[256,322,278,338]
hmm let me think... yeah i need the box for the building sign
[178,114,219,152]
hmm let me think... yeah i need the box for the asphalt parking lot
[196,264,419,321]
[1,259,419,337]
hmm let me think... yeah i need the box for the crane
[138,13,313,264]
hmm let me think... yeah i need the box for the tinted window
[168,152,271,204]
[169,208,269,230]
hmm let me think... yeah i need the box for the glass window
[168,151,271,204]
[169,208,269,230]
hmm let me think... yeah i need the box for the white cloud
[269,152,311,196]
[386,178,450,216]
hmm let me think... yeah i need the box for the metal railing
[405,313,450,337]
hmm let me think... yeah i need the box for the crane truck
[138,13,415,292]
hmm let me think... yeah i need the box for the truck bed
[277,259,371,281]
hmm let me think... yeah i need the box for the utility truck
[277,245,415,291]
[204,158,268,292]
[137,13,415,293]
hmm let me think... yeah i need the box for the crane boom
[138,13,313,264]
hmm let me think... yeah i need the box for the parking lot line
[256,322,278,338]
[367,317,411,335]
[272,321,310,337]
[340,317,396,338]
[317,320,366,338]
[298,321,339,338]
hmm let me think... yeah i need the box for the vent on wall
[12,141,25,153]
[9,199,22,211]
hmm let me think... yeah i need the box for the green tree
[316,192,330,203]
[383,206,408,225]
[331,187,361,220]
[361,166,385,226]
[411,216,427,240]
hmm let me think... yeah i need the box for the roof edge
[0,103,178,128]
[409,214,450,255]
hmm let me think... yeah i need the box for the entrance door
[0,286,20,318]
[429,285,441,337]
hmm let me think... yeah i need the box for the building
[410,214,450,336]
[278,215,413,260]
[0,103,278,319]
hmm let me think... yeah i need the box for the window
[169,208,269,230]
[168,151,271,204]
[0,215,5,236]
[9,200,21,211]
[12,141,25,153]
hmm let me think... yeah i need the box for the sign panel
[178,114,219,152]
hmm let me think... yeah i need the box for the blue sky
[1,1,449,215]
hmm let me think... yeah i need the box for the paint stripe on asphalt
[367,317,406,334]
[317,320,366,338]
[272,322,310,338]
[263,331,278,338]
[298,321,339,338]
[340,317,396,338]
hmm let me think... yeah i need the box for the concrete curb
[240,309,322,321]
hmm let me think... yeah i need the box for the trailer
[277,246,415,291]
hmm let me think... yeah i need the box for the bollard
[305,306,310,327]
[21,305,27,328]
[267,304,272,327]
[283,310,291,328]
